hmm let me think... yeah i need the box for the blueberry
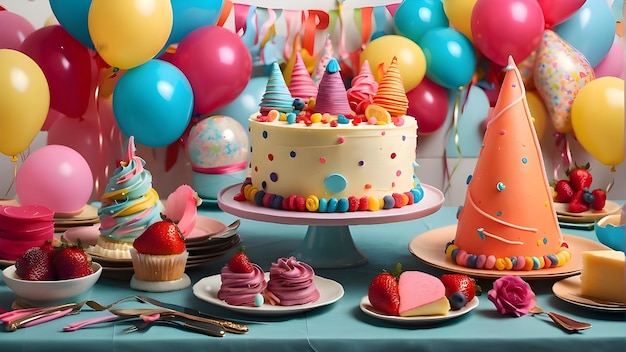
[582,190,595,204]
[449,292,467,310]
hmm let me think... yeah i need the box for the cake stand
[217,184,445,268]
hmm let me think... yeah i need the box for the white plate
[552,275,626,312]
[359,296,479,325]
[192,273,344,316]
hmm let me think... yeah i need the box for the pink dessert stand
[218,183,445,268]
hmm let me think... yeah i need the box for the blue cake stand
[217,183,445,269]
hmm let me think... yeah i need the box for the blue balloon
[393,0,448,43]
[168,0,224,45]
[213,75,269,129]
[418,27,476,90]
[112,60,193,147]
[555,0,615,67]
[49,0,94,49]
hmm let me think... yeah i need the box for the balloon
[406,77,449,134]
[213,76,269,130]
[88,0,173,69]
[41,109,63,132]
[554,0,615,67]
[19,25,92,118]
[0,49,50,158]
[533,30,595,134]
[537,0,585,28]
[0,11,35,50]
[112,59,193,147]
[394,0,449,43]
[172,26,252,114]
[471,0,545,66]
[525,90,547,141]
[360,35,426,92]
[167,0,224,45]
[571,77,624,167]
[49,0,93,49]
[16,145,93,214]
[418,27,476,89]
[593,38,624,78]
[442,0,477,42]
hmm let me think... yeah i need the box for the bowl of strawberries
[2,240,102,306]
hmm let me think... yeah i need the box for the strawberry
[133,220,186,255]
[566,163,592,191]
[552,180,574,203]
[590,188,607,211]
[568,190,590,213]
[368,263,401,316]
[55,246,93,280]
[440,274,480,306]
[227,247,254,273]
[15,246,56,281]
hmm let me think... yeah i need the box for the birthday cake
[236,57,422,212]
[444,57,572,271]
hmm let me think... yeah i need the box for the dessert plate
[359,296,479,325]
[192,273,344,316]
[552,275,626,312]
[554,200,620,223]
[408,225,611,279]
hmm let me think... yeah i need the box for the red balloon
[471,0,545,67]
[19,25,92,118]
[172,26,252,115]
[537,0,585,28]
[406,78,449,134]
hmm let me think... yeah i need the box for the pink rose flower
[488,275,536,317]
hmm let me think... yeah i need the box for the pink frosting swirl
[347,60,378,114]
[267,257,320,306]
[218,263,267,306]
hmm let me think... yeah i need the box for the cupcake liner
[130,249,188,282]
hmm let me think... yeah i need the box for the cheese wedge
[398,271,450,317]
[580,250,626,303]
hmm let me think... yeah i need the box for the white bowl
[2,263,102,306]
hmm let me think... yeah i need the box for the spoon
[529,306,591,332]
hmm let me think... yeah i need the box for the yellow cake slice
[580,250,625,303]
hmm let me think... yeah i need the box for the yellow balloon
[360,35,426,92]
[88,0,173,69]
[571,77,625,167]
[443,0,477,43]
[0,49,50,159]
[526,90,547,141]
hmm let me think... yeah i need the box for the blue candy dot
[496,211,502,216]
[262,131,268,139]
[466,174,472,185]
[521,157,528,164]
[477,228,486,240]
[261,181,267,189]
[270,172,278,182]
[358,160,364,166]
[290,151,296,158]
[496,182,506,191]
[324,174,347,193]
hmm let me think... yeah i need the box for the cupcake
[129,219,190,291]
[218,248,267,307]
[266,256,320,306]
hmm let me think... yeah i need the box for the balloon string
[552,133,572,180]
[443,87,464,196]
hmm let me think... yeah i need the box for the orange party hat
[372,57,408,118]
[453,56,570,268]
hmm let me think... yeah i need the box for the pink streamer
[192,161,247,174]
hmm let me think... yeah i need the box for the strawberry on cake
[265,256,320,306]
[218,248,267,307]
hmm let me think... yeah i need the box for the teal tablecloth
[1,205,625,351]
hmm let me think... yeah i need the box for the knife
[125,315,226,337]
[134,297,249,334]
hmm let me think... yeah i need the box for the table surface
[1,204,625,352]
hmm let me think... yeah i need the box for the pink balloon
[471,0,545,66]
[537,0,585,28]
[16,145,94,214]
[594,39,625,78]
[172,26,252,115]
[19,25,92,118]
[406,78,449,134]
[0,11,35,50]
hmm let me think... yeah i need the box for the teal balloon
[555,0,615,67]
[213,75,269,130]
[49,0,93,49]
[418,27,476,89]
[113,59,193,147]
[168,0,224,45]
[394,0,448,43]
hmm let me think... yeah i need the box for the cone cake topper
[450,56,571,270]
[288,52,318,102]
[347,60,379,114]
[312,34,334,85]
[372,57,408,118]
[259,62,294,114]
[313,58,352,116]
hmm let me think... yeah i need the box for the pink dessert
[0,205,54,260]
[266,256,320,306]
[217,263,267,306]
[312,58,353,116]
[398,271,450,317]
[288,52,318,104]
[347,60,378,114]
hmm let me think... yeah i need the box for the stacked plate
[555,200,621,230]
[54,204,100,232]
[88,217,241,279]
